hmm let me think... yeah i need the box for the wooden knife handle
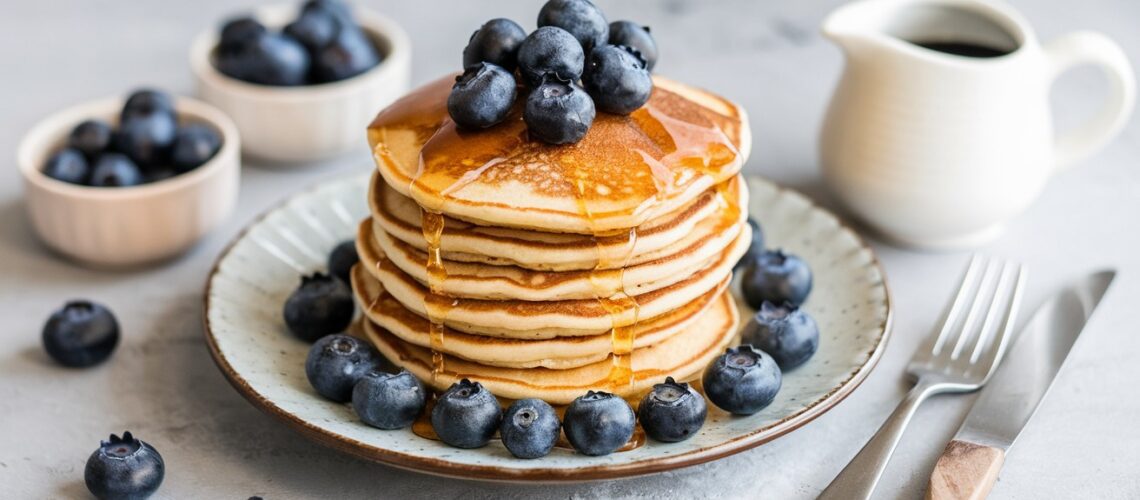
[926,439,1006,500]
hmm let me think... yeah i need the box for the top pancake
[368,74,751,234]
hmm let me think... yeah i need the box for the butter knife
[925,270,1116,500]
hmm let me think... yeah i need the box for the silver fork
[818,255,1027,500]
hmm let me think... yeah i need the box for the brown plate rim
[201,173,894,483]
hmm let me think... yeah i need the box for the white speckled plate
[203,174,891,482]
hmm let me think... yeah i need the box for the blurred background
[2,1,1137,498]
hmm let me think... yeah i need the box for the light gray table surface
[2,1,1138,498]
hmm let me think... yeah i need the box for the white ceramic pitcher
[819,0,1134,249]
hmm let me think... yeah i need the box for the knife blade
[926,270,1116,500]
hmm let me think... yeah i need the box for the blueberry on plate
[305,334,380,402]
[447,63,517,129]
[115,113,177,168]
[283,272,355,342]
[563,390,635,456]
[90,153,143,188]
[218,17,267,55]
[703,345,782,415]
[741,250,813,308]
[42,300,119,368]
[85,431,164,500]
[68,120,114,160]
[311,27,381,83]
[171,123,221,172]
[431,379,503,449]
[582,44,652,114]
[517,26,585,87]
[120,89,175,124]
[741,302,820,370]
[608,21,658,71]
[284,7,343,55]
[42,148,90,185]
[352,369,426,430]
[327,240,359,285]
[524,81,595,144]
[500,398,560,459]
[463,18,527,72]
[637,377,706,443]
[537,0,609,53]
[218,32,311,86]
[734,217,765,271]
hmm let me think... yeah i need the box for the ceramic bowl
[17,96,241,268]
[190,4,412,163]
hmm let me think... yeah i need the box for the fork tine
[926,255,986,357]
[966,261,1017,363]
[948,257,1003,360]
[969,263,1027,379]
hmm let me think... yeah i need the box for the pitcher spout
[821,0,888,54]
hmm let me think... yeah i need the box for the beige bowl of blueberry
[190,0,412,163]
[17,89,241,268]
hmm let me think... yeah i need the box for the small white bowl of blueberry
[18,89,240,268]
[190,0,411,163]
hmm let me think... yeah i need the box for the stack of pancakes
[353,74,752,404]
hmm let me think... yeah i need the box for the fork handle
[818,380,941,500]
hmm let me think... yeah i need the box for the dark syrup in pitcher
[913,41,1012,58]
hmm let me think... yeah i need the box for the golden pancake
[362,288,740,404]
[368,75,751,233]
[358,222,750,339]
[369,172,748,272]
[351,262,727,369]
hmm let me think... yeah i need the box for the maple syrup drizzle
[421,209,453,381]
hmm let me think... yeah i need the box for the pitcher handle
[1045,31,1136,172]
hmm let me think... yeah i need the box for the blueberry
[283,273,355,342]
[609,21,658,71]
[562,390,635,456]
[517,26,584,87]
[90,153,143,188]
[217,33,310,86]
[703,345,782,415]
[431,379,503,449]
[302,0,354,24]
[42,148,89,185]
[120,89,175,124]
[500,398,560,459]
[284,8,342,55]
[524,81,595,144]
[637,377,706,443]
[352,369,426,430]
[218,17,266,55]
[170,124,221,172]
[741,250,813,308]
[42,300,119,368]
[734,217,766,271]
[462,18,527,72]
[328,240,359,285]
[311,27,381,83]
[582,44,652,114]
[447,63,517,129]
[741,302,820,370]
[115,113,177,168]
[305,334,380,402]
[84,432,164,500]
[537,0,609,53]
[68,120,114,160]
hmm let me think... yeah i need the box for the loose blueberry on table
[327,239,360,285]
[305,334,381,403]
[215,0,381,86]
[742,301,821,370]
[84,431,164,500]
[703,345,783,415]
[563,390,636,456]
[42,300,120,368]
[283,272,355,342]
[500,398,562,459]
[741,249,814,308]
[352,369,426,430]
[638,377,707,443]
[431,379,503,449]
